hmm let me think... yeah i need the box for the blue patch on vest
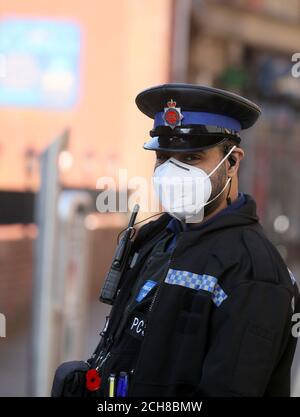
[136,280,157,302]
[164,268,227,307]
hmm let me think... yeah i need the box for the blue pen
[116,371,128,397]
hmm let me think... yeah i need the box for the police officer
[53,84,300,397]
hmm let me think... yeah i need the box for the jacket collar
[134,193,259,248]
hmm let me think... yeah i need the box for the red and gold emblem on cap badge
[163,99,183,129]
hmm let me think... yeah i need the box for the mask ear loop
[207,145,236,207]
[207,145,237,178]
[202,176,232,209]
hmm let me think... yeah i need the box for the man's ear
[228,156,236,167]
[227,147,244,175]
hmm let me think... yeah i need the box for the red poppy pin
[86,368,101,391]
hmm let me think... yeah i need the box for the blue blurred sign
[0,18,81,109]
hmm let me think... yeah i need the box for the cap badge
[163,99,183,129]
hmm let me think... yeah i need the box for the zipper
[129,234,182,391]
[146,234,179,316]
[145,231,179,316]
[147,283,160,315]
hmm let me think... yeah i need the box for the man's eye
[182,154,202,163]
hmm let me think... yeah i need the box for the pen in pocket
[108,373,116,397]
[116,371,128,397]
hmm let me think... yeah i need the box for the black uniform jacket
[101,195,300,397]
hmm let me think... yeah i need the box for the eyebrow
[156,150,205,155]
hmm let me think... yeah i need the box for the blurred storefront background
[0,0,300,396]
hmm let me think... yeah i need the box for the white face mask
[152,145,236,223]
